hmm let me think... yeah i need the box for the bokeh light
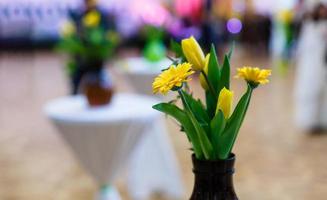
[226,18,242,34]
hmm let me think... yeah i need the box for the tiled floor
[0,50,326,200]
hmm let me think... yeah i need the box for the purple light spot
[227,18,242,34]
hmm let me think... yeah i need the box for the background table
[45,93,184,200]
[117,57,185,199]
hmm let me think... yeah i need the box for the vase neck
[192,154,235,174]
[193,169,235,190]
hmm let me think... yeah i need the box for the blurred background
[0,0,326,199]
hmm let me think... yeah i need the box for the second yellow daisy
[235,66,272,85]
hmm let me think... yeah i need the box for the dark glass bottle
[190,153,238,200]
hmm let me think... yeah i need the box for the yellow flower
[83,10,100,28]
[235,66,272,85]
[199,54,210,90]
[277,9,294,24]
[60,21,76,37]
[181,36,206,71]
[153,63,194,95]
[216,87,234,118]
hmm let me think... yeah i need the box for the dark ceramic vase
[81,67,114,107]
[190,153,238,200]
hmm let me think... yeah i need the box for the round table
[45,93,160,200]
[116,57,185,199]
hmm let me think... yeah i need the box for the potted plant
[152,36,271,199]
[57,8,119,106]
[142,25,167,62]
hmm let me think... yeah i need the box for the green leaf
[205,91,216,119]
[210,110,226,159]
[218,85,253,159]
[189,110,215,160]
[170,39,184,59]
[89,29,103,45]
[182,91,210,124]
[218,55,231,91]
[179,91,215,160]
[66,60,77,76]
[153,103,203,158]
[182,91,211,143]
[227,41,235,60]
[205,45,220,119]
[207,44,220,92]
[56,37,84,55]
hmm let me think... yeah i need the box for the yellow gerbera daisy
[153,63,194,95]
[235,66,271,86]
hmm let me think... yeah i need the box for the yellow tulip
[181,36,206,71]
[83,10,100,28]
[199,54,210,90]
[216,87,234,118]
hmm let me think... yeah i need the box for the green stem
[166,55,177,63]
[178,90,212,159]
[228,86,253,152]
[201,70,217,100]
[178,90,190,114]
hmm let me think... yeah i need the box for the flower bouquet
[152,36,271,199]
[57,9,119,106]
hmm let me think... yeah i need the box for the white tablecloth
[45,93,159,185]
[45,93,184,199]
[116,57,185,199]
[127,118,184,200]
